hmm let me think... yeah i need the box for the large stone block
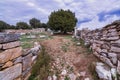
[0,33,20,44]
[106,36,119,41]
[108,53,117,65]
[22,53,32,71]
[99,56,115,68]
[0,44,2,49]
[0,63,22,80]
[0,47,22,63]
[117,61,120,75]
[96,62,112,80]
[2,41,20,49]
[2,61,13,68]
[111,46,120,53]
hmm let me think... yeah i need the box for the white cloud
[0,0,120,28]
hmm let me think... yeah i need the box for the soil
[41,35,99,80]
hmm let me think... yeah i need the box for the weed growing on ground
[88,63,99,80]
[64,76,70,80]
[29,46,52,80]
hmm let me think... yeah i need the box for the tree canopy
[47,9,77,34]
[16,22,31,29]
[0,20,10,31]
[29,18,41,28]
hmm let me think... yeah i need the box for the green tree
[29,18,41,28]
[48,9,77,34]
[16,22,31,29]
[0,20,10,32]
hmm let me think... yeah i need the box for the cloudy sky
[0,0,120,30]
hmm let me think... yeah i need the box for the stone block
[22,53,32,71]
[99,56,115,68]
[111,46,120,53]
[2,41,20,50]
[13,56,22,64]
[0,63,22,80]
[0,33,20,44]
[106,36,119,41]
[2,61,13,68]
[117,61,120,75]
[0,44,2,49]
[0,47,22,63]
[108,29,116,32]
[108,53,117,65]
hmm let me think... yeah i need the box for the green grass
[29,46,52,80]
[20,32,53,49]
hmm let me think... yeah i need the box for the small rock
[84,77,90,80]
[80,71,86,77]
[39,35,47,38]
[53,74,57,80]
[61,69,67,76]
[76,42,81,46]
[69,73,76,80]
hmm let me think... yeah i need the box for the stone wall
[76,21,120,79]
[0,33,41,80]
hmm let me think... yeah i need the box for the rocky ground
[41,35,99,80]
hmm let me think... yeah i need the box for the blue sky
[0,0,120,30]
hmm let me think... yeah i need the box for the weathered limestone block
[94,40,104,44]
[99,56,115,68]
[111,46,120,53]
[0,44,2,49]
[107,31,118,37]
[14,77,21,80]
[96,47,102,53]
[108,29,116,32]
[23,53,32,71]
[22,67,31,78]
[93,52,100,57]
[2,41,20,49]
[0,47,22,63]
[106,36,119,41]
[13,56,22,65]
[117,61,120,75]
[96,62,112,80]
[2,61,13,68]
[108,53,117,65]
[0,63,22,80]
[101,44,110,50]
[0,33,20,44]
[111,39,120,44]
[101,49,108,53]
[100,52,107,57]
[111,39,120,47]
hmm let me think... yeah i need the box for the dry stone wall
[0,33,41,80]
[77,21,120,77]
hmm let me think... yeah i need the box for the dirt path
[41,36,98,80]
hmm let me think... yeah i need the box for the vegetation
[0,20,10,31]
[29,18,41,28]
[29,47,52,80]
[48,9,77,34]
[16,22,31,29]
[88,63,99,80]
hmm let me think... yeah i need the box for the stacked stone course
[77,20,120,77]
[0,33,41,80]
